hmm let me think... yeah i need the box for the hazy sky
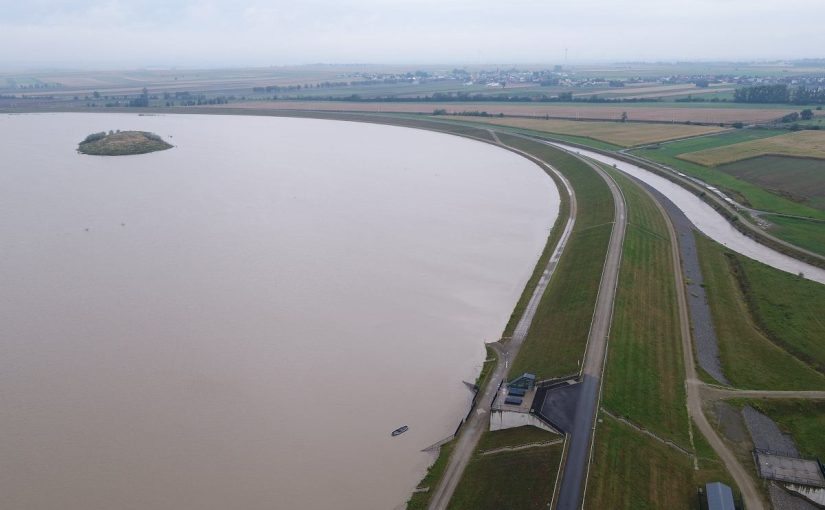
[2,0,824,68]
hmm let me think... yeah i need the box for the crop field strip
[585,167,732,509]
[444,116,727,147]
[695,234,825,390]
[678,130,825,166]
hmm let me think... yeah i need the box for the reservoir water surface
[0,113,559,509]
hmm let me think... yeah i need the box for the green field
[585,416,732,510]
[717,156,825,211]
[448,444,563,510]
[600,168,690,446]
[764,215,825,255]
[678,130,825,166]
[499,135,615,378]
[695,233,825,388]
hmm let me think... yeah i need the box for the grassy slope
[600,168,690,446]
[736,251,825,374]
[499,135,615,378]
[695,233,825,389]
[765,214,825,256]
[632,130,825,219]
[406,442,456,510]
[447,445,563,510]
[476,427,559,452]
[586,170,732,510]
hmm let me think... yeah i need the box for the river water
[551,143,825,285]
[0,113,559,510]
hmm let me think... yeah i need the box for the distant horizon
[3,58,825,75]
[3,0,825,71]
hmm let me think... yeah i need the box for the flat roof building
[706,482,735,510]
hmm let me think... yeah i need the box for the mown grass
[586,416,707,510]
[678,130,825,166]
[446,116,726,147]
[497,134,614,379]
[406,441,456,510]
[745,400,825,460]
[764,215,825,256]
[695,233,825,389]
[447,444,563,510]
[600,168,690,446]
[476,426,559,452]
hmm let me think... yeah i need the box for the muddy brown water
[0,113,558,510]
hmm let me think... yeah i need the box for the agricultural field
[217,101,795,124]
[636,131,804,229]
[695,233,825,388]
[678,130,825,166]
[716,155,825,211]
[445,116,727,147]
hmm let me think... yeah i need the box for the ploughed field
[716,156,825,211]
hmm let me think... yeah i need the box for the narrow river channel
[551,143,825,285]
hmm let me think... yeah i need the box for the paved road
[640,179,767,510]
[554,156,627,510]
[426,139,578,510]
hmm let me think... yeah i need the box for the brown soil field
[447,116,727,146]
[678,130,825,166]
[215,101,793,124]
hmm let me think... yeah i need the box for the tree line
[734,84,825,104]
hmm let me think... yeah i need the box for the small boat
[391,425,409,437]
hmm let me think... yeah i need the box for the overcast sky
[1,0,824,69]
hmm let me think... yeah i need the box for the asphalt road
[553,154,627,510]
[426,139,578,510]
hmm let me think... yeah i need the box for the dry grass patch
[448,116,726,147]
[678,130,825,166]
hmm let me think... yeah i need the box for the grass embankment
[406,442,456,510]
[77,130,172,155]
[695,233,825,389]
[499,135,615,378]
[447,444,564,510]
[586,168,733,509]
[678,130,825,166]
[600,168,689,446]
[446,116,727,147]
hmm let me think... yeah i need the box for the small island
[78,130,173,156]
